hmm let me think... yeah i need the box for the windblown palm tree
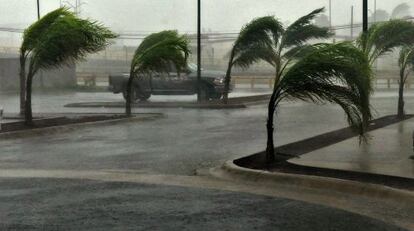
[19,8,72,115]
[20,8,116,125]
[225,8,373,163]
[125,30,190,115]
[397,46,414,118]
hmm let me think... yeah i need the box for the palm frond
[357,20,414,64]
[233,45,276,68]
[131,32,190,76]
[22,7,73,53]
[279,43,373,137]
[234,16,283,54]
[282,8,332,48]
[30,14,117,72]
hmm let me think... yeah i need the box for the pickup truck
[108,63,233,101]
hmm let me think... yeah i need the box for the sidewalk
[289,118,414,179]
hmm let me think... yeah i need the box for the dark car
[108,63,233,101]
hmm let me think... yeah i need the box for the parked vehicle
[108,63,233,101]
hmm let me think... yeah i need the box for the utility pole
[363,0,368,32]
[197,0,202,102]
[350,6,354,39]
[328,0,332,30]
[36,0,40,19]
[374,0,377,22]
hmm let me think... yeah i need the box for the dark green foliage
[20,7,116,124]
[131,30,190,76]
[125,30,190,115]
[280,43,372,136]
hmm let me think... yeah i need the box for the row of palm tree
[19,7,414,164]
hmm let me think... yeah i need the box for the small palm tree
[125,30,190,116]
[397,46,414,118]
[20,8,116,125]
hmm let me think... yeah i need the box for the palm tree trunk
[19,53,26,116]
[223,50,235,104]
[266,97,276,164]
[24,72,33,126]
[398,69,405,118]
[125,72,134,116]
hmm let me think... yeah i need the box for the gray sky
[1,0,413,32]
[0,0,412,47]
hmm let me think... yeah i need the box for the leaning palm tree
[125,30,190,115]
[397,46,414,118]
[19,8,72,115]
[21,8,116,125]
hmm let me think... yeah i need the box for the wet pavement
[0,89,413,230]
[0,89,413,175]
[290,118,414,179]
[0,178,407,231]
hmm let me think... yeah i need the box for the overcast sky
[1,0,413,32]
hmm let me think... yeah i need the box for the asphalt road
[0,178,407,231]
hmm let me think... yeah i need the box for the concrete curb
[0,113,163,139]
[64,102,246,109]
[212,160,414,203]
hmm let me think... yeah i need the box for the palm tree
[19,8,72,115]
[20,8,116,125]
[125,30,190,115]
[224,9,373,163]
[397,46,414,118]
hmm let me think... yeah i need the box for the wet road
[0,89,413,175]
[0,89,413,230]
[0,178,407,231]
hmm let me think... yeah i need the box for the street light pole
[36,0,40,19]
[363,0,368,32]
[197,0,202,102]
